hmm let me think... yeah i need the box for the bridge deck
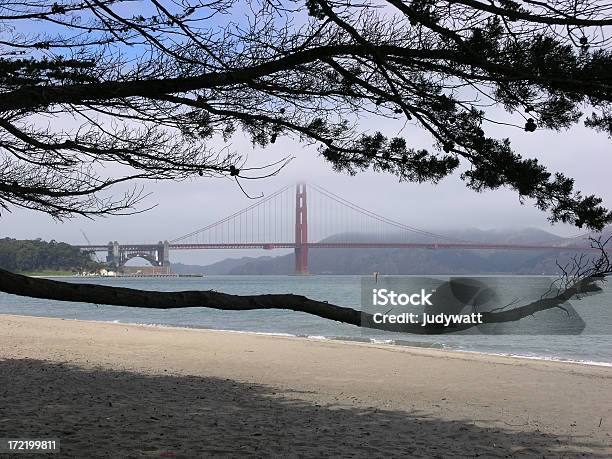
[76,242,611,252]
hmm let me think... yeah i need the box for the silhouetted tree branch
[1,0,612,227]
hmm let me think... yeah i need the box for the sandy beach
[0,314,610,457]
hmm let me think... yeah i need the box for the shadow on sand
[0,358,607,458]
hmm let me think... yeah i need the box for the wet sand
[0,314,611,457]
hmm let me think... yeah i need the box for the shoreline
[1,313,611,456]
[2,312,611,368]
[99,319,612,368]
[3,312,610,371]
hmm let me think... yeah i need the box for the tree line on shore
[0,238,99,273]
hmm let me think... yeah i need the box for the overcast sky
[3,112,611,265]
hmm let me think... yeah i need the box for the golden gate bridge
[76,183,607,274]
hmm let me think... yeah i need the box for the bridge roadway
[76,242,611,252]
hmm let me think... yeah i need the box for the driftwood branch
[1,239,609,335]
[0,266,367,326]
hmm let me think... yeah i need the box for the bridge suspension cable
[170,184,294,244]
[169,183,472,246]
[308,184,470,243]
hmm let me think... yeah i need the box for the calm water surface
[1,275,611,365]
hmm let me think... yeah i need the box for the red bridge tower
[294,183,308,275]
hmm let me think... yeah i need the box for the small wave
[370,338,395,345]
[227,330,297,338]
[445,348,612,367]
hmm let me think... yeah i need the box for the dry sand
[0,314,611,458]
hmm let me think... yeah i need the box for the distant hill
[172,257,277,275]
[172,227,606,275]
